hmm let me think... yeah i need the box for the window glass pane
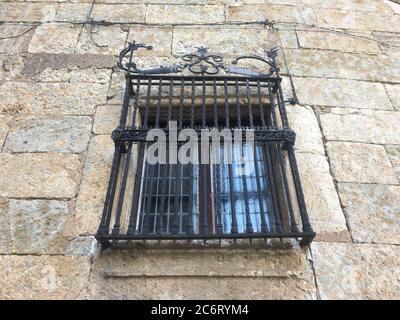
[214,143,271,233]
[138,147,199,234]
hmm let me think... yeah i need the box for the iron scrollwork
[181,47,224,75]
[118,41,279,77]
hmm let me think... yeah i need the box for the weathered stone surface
[296,153,348,237]
[296,30,380,53]
[0,153,81,198]
[386,145,400,180]
[55,3,92,22]
[91,4,146,23]
[0,24,34,54]
[106,70,126,104]
[384,0,400,14]
[3,115,92,153]
[338,183,400,244]
[89,276,316,299]
[263,0,302,4]
[326,142,398,184]
[284,49,400,83]
[0,55,24,81]
[146,5,225,24]
[286,105,324,155]
[127,26,172,56]
[280,76,295,102]
[9,199,70,254]
[277,29,298,49]
[302,0,393,14]
[0,255,91,299]
[0,81,108,115]
[75,25,128,55]
[385,84,400,111]
[72,135,114,235]
[293,77,393,110]
[0,115,13,149]
[0,199,11,254]
[65,236,97,256]
[312,242,400,299]
[87,248,317,299]
[319,108,400,145]
[22,53,115,76]
[93,105,121,134]
[0,3,58,23]
[32,66,111,84]
[28,24,81,54]
[374,31,400,60]
[314,9,400,33]
[227,4,317,25]
[72,0,290,3]
[173,26,277,56]
[97,248,312,277]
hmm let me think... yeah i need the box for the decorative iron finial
[118,41,279,77]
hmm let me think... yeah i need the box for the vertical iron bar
[186,162,194,234]
[179,79,184,129]
[143,78,152,129]
[167,79,173,126]
[127,143,145,235]
[241,158,253,233]
[276,82,290,129]
[223,79,237,233]
[155,78,162,128]
[224,78,230,128]
[200,161,208,234]
[213,80,223,234]
[97,143,122,235]
[228,162,238,234]
[172,162,182,234]
[214,162,223,234]
[235,79,241,128]
[142,160,156,234]
[276,145,299,233]
[267,82,277,129]
[287,145,313,233]
[213,79,218,128]
[256,80,266,128]
[263,144,283,233]
[156,162,167,234]
[111,142,133,236]
[253,145,268,233]
[200,79,208,233]
[246,80,254,128]
[244,80,255,232]
[190,79,195,128]
[202,78,206,128]
[131,78,141,128]
[173,162,182,233]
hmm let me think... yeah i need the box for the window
[137,142,271,235]
[96,43,315,247]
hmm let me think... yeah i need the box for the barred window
[96,43,315,247]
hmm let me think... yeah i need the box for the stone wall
[0,0,399,299]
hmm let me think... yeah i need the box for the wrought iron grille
[96,42,315,247]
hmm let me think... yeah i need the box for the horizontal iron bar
[96,231,316,241]
[112,128,296,143]
[128,74,283,83]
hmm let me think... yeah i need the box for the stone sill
[101,238,302,253]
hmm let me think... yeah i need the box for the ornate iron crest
[117,41,280,77]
